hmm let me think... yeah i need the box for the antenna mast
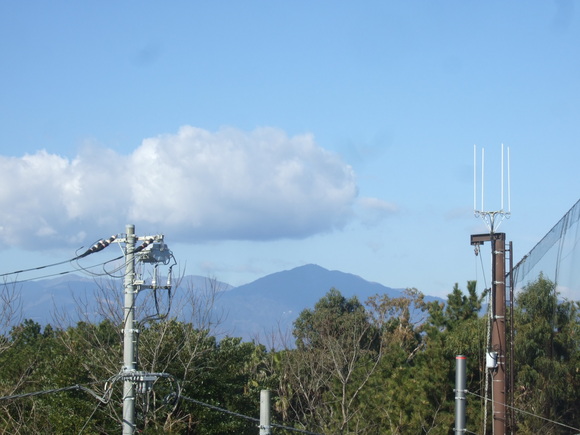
[471,145,513,435]
[474,144,511,232]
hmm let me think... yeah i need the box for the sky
[1,1,579,299]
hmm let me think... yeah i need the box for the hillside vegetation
[0,276,578,434]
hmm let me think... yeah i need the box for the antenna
[481,147,485,212]
[507,146,511,213]
[501,144,504,211]
[474,144,511,233]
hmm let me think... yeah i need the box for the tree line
[0,275,578,434]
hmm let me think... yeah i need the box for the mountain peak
[218,264,404,342]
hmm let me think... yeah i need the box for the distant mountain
[9,264,443,344]
[14,274,102,325]
[10,274,233,326]
[216,264,409,343]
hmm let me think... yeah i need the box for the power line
[0,258,74,279]
[0,381,112,404]
[179,394,323,435]
[78,401,103,435]
[0,378,323,435]
[0,235,119,280]
[4,269,78,285]
[2,255,125,285]
[75,255,125,278]
[0,233,169,286]
[466,390,580,433]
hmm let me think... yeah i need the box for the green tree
[280,288,381,434]
[428,282,489,434]
[513,274,580,434]
[0,320,118,434]
[359,282,487,434]
[171,335,272,435]
[427,281,483,333]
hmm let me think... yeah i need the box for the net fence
[512,198,580,301]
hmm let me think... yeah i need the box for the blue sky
[1,1,579,299]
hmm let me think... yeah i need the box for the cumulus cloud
[0,126,357,249]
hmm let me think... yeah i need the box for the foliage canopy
[0,276,578,434]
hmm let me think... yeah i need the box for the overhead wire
[77,401,102,435]
[71,254,125,278]
[466,390,580,433]
[474,242,492,434]
[0,233,163,284]
[4,269,79,285]
[0,379,114,404]
[178,394,323,435]
[0,371,321,434]
[102,256,127,278]
[3,255,125,285]
[0,234,120,282]
[1,233,168,286]
[0,258,73,279]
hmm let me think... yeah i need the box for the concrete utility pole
[122,224,137,435]
[471,232,507,435]
[118,224,172,434]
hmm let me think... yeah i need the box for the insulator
[166,267,172,287]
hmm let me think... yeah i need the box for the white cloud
[357,197,398,226]
[0,126,357,249]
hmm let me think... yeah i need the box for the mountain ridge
[9,264,444,343]
[215,264,434,342]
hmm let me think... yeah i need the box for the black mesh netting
[512,198,580,300]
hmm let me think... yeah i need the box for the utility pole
[117,224,173,435]
[122,224,137,435]
[492,234,507,434]
[472,145,511,435]
[472,232,507,434]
